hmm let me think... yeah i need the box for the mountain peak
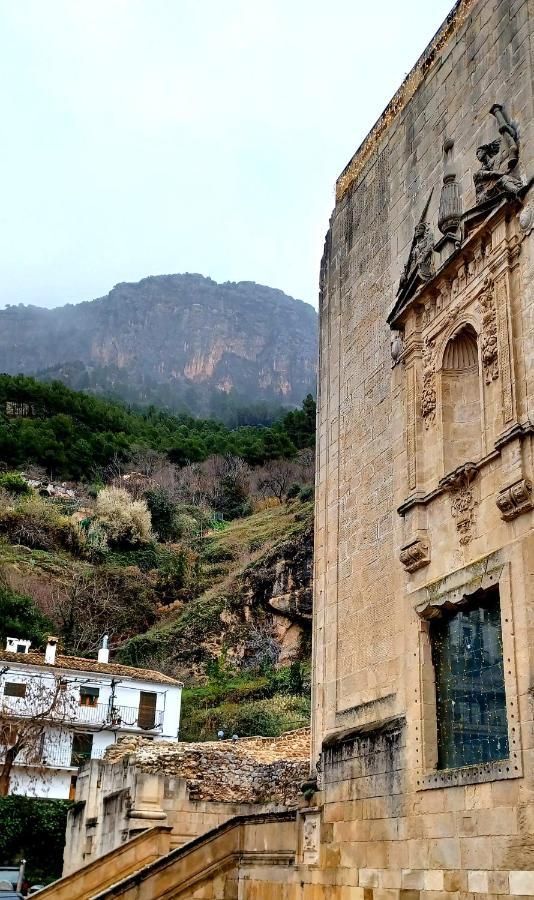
[0,274,317,417]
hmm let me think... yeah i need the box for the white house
[0,636,182,799]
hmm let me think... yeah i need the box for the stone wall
[309,0,534,896]
[63,729,310,874]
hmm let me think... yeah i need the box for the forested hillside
[0,375,316,480]
[0,377,316,741]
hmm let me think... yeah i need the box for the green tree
[0,587,51,649]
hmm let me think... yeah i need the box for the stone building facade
[309,0,534,895]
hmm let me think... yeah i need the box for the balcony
[76,702,164,731]
[0,700,164,732]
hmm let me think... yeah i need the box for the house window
[3,682,26,698]
[79,687,99,707]
[70,733,93,767]
[138,692,157,729]
[431,586,508,769]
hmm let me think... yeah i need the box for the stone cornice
[335,0,478,202]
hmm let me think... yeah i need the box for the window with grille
[431,586,508,769]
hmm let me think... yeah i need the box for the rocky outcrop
[0,274,317,414]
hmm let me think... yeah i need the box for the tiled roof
[0,650,182,686]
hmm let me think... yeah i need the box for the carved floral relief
[479,277,498,384]
[421,338,436,427]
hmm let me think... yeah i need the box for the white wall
[8,766,73,799]
[1,662,182,800]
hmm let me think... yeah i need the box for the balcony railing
[0,700,164,731]
[76,702,164,730]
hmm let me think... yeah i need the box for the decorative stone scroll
[479,277,498,383]
[399,535,430,573]
[496,478,533,521]
[421,338,436,427]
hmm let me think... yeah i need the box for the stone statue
[474,103,523,203]
[397,191,434,299]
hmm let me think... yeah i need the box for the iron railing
[0,700,164,731]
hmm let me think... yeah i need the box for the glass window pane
[431,587,508,769]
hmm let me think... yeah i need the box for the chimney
[97,635,109,664]
[44,636,58,665]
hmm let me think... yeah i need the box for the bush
[144,488,176,542]
[0,586,51,648]
[94,487,152,549]
[298,485,314,502]
[285,482,301,500]
[0,796,70,885]
[180,694,310,742]
[0,473,31,496]
[0,495,83,554]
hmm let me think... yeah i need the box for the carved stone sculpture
[496,478,533,521]
[440,463,479,545]
[479,277,498,383]
[421,338,436,427]
[474,104,523,203]
[301,809,320,864]
[399,536,430,573]
[391,331,404,365]
[438,138,462,243]
[397,191,435,302]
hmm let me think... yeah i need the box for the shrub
[0,586,51,648]
[0,473,31,496]
[298,485,314,502]
[180,694,310,742]
[172,512,199,540]
[0,796,71,885]
[144,488,176,542]
[94,487,152,549]
[285,482,301,500]
[0,495,83,554]
[84,521,109,560]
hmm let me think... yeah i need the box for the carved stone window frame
[411,550,522,790]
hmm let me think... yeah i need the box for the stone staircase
[36,825,173,900]
[41,812,297,899]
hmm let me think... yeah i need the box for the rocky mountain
[0,275,317,416]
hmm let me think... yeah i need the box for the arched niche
[441,324,482,474]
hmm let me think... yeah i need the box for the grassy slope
[0,501,313,742]
[117,501,313,740]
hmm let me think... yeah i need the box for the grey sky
[0,0,453,310]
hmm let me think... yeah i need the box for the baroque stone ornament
[479,277,498,383]
[391,331,404,366]
[301,808,320,865]
[399,536,430,573]
[519,204,534,235]
[421,338,436,427]
[397,191,435,304]
[438,138,462,243]
[474,103,523,203]
[496,478,533,521]
[441,463,479,546]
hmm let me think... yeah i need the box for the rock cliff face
[0,274,317,413]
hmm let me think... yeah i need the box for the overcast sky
[0,0,454,311]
